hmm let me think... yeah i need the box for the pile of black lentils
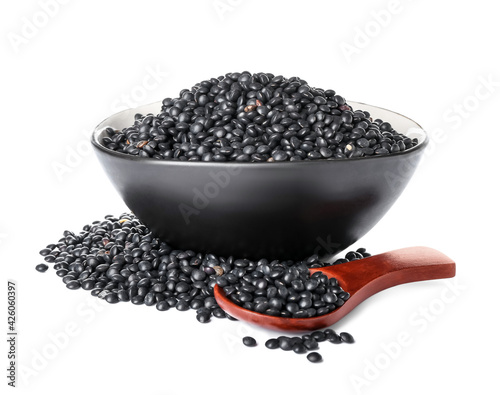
[101,72,417,162]
[37,213,368,362]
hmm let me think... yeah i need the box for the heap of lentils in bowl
[101,72,417,162]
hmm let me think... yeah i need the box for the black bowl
[92,101,428,260]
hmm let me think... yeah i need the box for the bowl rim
[91,100,429,166]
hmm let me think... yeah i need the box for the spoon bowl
[213,247,456,332]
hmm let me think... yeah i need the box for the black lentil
[196,312,211,323]
[102,72,417,163]
[303,338,319,350]
[212,307,226,318]
[265,338,279,349]
[156,300,170,311]
[35,263,49,272]
[105,293,119,304]
[242,336,257,347]
[279,336,293,351]
[307,352,323,363]
[312,331,327,342]
[340,332,355,343]
[66,280,80,290]
[293,343,307,354]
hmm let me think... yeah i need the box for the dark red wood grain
[213,246,456,332]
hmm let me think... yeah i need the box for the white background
[1,1,499,394]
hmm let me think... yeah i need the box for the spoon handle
[314,246,456,297]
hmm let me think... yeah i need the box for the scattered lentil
[265,338,280,349]
[242,336,257,347]
[35,263,49,272]
[340,331,355,343]
[307,352,323,363]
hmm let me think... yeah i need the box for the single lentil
[265,338,279,349]
[242,336,257,347]
[35,263,49,272]
[340,331,355,343]
[307,352,323,363]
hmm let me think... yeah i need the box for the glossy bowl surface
[92,101,427,260]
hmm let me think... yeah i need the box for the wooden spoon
[213,246,456,332]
